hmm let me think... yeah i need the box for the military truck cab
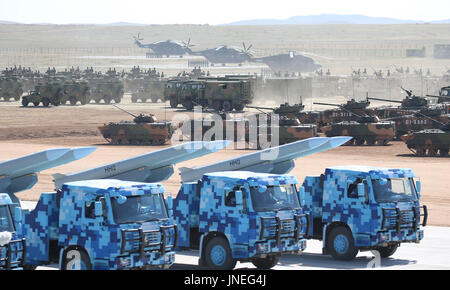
[0,194,26,270]
[173,171,308,270]
[301,166,427,260]
[21,180,177,270]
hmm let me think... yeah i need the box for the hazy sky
[1,0,449,25]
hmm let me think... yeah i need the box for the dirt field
[1,97,449,226]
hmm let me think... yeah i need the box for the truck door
[222,186,249,254]
[345,178,372,246]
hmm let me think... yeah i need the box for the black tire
[22,98,29,107]
[61,248,92,270]
[169,98,178,108]
[376,244,399,258]
[23,264,37,271]
[234,104,245,111]
[327,226,358,261]
[251,254,280,270]
[204,237,236,270]
[42,98,50,107]
[222,100,232,112]
[183,100,194,111]
[33,101,40,107]
[212,101,222,111]
[69,97,77,106]
[131,95,138,103]
[114,98,121,103]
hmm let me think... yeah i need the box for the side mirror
[298,186,305,206]
[235,190,243,206]
[14,206,22,223]
[94,201,104,218]
[166,195,174,216]
[416,180,421,196]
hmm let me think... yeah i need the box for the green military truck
[0,76,23,102]
[164,78,254,111]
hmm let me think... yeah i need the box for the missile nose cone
[205,140,232,152]
[305,137,329,149]
[72,147,97,160]
[45,148,71,161]
[328,136,353,148]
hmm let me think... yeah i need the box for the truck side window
[85,201,95,219]
[225,191,236,207]
[347,178,362,199]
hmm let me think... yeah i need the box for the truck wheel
[183,100,194,111]
[131,96,138,103]
[42,98,50,107]
[22,98,29,107]
[212,101,222,111]
[23,264,37,271]
[327,226,358,261]
[61,248,92,270]
[114,97,121,103]
[234,104,245,111]
[222,101,232,112]
[375,244,399,258]
[204,237,236,270]
[251,254,280,269]
[170,98,178,108]
[33,101,40,107]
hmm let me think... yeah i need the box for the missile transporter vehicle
[0,194,26,270]
[165,77,254,111]
[0,76,23,102]
[401,122,450,156]
[20,180,177,270]
[301,166,427,260]
[321,116,395,146]
[98,107,175,145]
[173,171,308,270]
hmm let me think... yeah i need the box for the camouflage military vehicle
[401,122,450,156]
[426,86,450,104]
[321,115,395,145]
[60,80,90,105]
[131,78,166,103]
[88,77,124,104]
[312,99,374,127]
[98,106,175,145]
[0,76,23,101]
[165,78,254,111]
[21,81,64,107]
[248,102,305,119]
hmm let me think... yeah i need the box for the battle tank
[0,76,23,102]
[311,98,374,127]
[321,114,395,146]
[246,102,317,148]
[98,106,175,145]
[401,122,450,157]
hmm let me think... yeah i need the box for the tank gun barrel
[313,102,342,107]
[400,86,413,97]
[246,105,275,111]
[367,97,403,103]
[113,104,138,118]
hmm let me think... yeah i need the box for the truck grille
[120,225,177,257]
[0,239,26,270]
[259,214,308,243]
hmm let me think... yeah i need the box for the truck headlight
[378,232,390,242]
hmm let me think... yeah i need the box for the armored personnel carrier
[98,106,175,145]
[401,121,450,156]
[0,76,23,102]
[60,80,90,105]
[87,72,124,104]
[321,115,395,146]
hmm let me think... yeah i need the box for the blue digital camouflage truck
[301,166,427,260]
[20,179,177,270]
[0,193,26,270]
[172,171,309,270]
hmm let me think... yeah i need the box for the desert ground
[1,95,448,226]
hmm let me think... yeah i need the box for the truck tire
[222,100,232,112]
[61,248,92,270]
[204,236,236,270]
[327,226,358,261]
[183,100,194,111]
[42,98,50,107]
[251,254,280,270]
[376,244,399,258]
[22,98,29,107]
[170,98,178,108]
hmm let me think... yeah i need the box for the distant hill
[223,14,450,25]
[0,20,19,24]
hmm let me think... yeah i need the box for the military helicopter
[189,43,253,65]
[133,33,194,57]
[250,51,322,73]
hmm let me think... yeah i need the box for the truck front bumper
[112,250,175,270]
[253,238,306,257]
[375,228,424,246]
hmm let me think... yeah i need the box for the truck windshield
[372,178,417,203]
[0,205,14,232]
[250,185,300,212]
[111,194,168,224]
